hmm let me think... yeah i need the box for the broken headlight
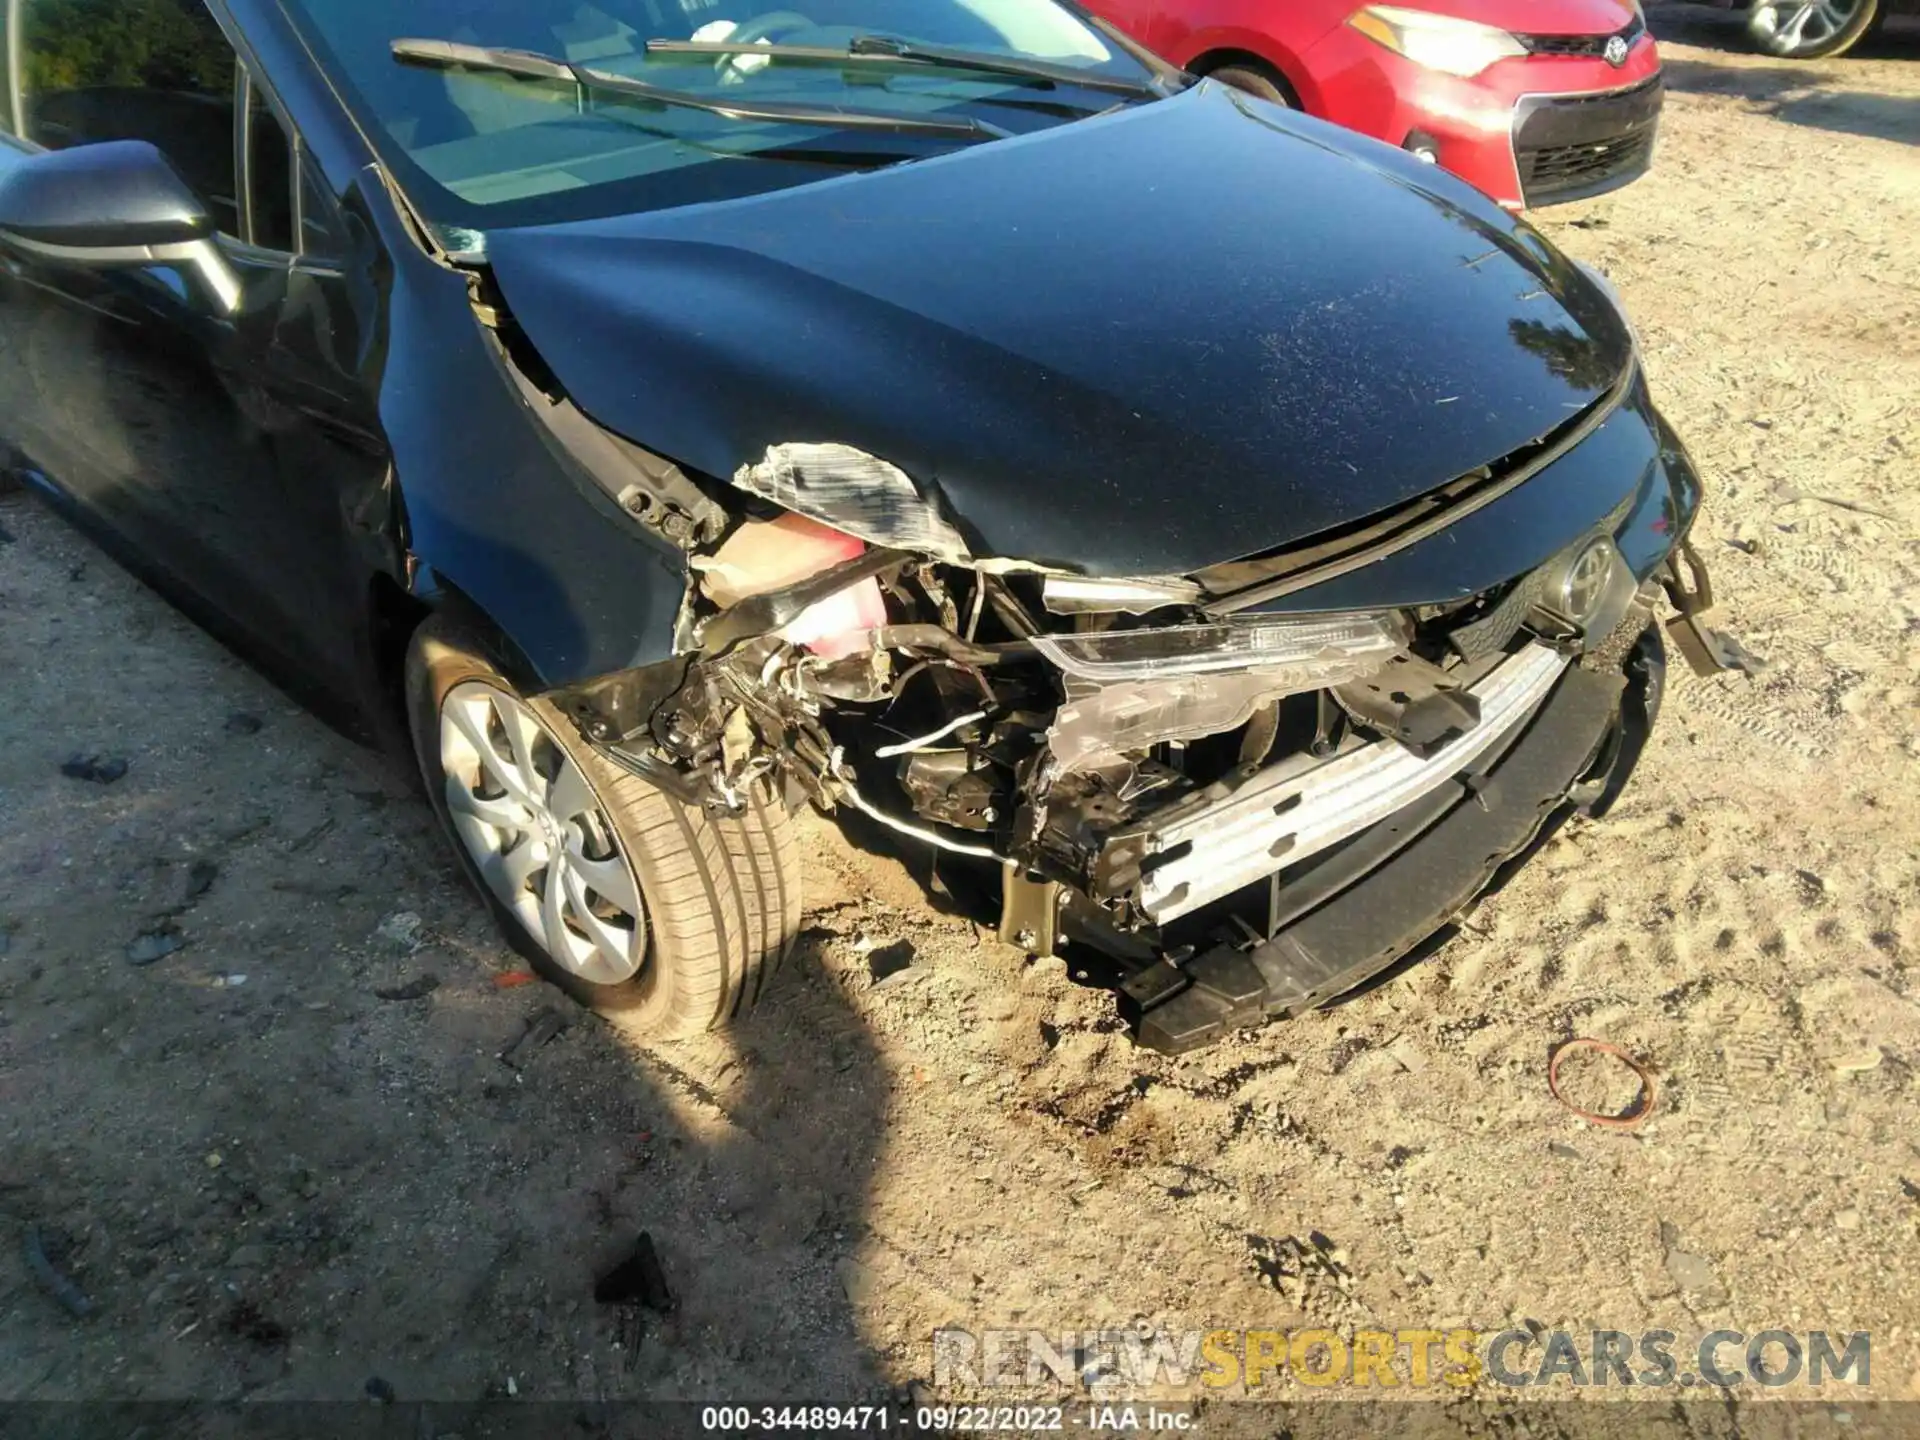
[1039,612,1407,773]
[1049,670,1308,773]
[731,442,971,564]
[1032,611,1406,682]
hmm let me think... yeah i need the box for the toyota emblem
[1562,540,1618,623]
[1604,34,1629,65]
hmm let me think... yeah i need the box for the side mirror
[0,140,241,314]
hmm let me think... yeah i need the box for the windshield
[277,0,1162,231]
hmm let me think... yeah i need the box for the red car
[1080,0,1662,209]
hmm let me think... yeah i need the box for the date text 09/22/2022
[698,1404,1193,1431]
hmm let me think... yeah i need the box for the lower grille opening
[1512,77,1663,207]
[1520,129,1657,200]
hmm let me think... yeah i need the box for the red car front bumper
[1295,24,1663,208]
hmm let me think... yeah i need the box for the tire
[1747,0,1880,57]
[406,613,800,1037]
[1203,63,1294,107]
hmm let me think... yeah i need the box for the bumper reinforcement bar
[1120,652,1633,1053]
[1113,643,1570,924]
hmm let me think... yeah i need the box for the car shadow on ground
[0,493,899,1431]
[1649,6,1920,143]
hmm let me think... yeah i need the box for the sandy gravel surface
[2,7,1917,1427]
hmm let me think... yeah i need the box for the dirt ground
[2,5,1917,1427]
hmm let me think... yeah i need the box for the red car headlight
[1347,4,1529,77]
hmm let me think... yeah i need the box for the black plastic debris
[374,975,441,1002]
[61,754,128,784]
[866,939,916,988]
[126,930,185,966]
[364,1376,396,1404]
[594,1232,676,1314]
[221,1300,290,1349]
[24,1225,95,1318]
[499,1006,568,1069]
[224,712,264,736]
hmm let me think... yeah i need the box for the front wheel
[406,614,800,1037]
[1203,63,1295,107]
[1748,0,1881,57]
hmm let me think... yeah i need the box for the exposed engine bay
[547,431,1746,1049]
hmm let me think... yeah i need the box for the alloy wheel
[1750,0,1862,54]
[438,681,647,985]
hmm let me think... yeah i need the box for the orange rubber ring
[1548,1038,1658,1130]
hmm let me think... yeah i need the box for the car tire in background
[1747,0,1881,57]
[406,613,800,1037]
[1201,62,1296,106]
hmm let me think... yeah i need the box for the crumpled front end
[547,365,1749,1051]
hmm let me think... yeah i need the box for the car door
[0,0,395,728]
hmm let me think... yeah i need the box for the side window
[18,0,299,252]
[20,0,241,233]
[244,78,294,251]
[296,152,349,259]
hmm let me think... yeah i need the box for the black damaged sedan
[0,0,1743,1051]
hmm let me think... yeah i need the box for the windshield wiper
[642,35,1163,99]
[391,38,1009,140]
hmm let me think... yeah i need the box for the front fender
[378,245,687,687]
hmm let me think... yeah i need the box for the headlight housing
[730,442,971,563]
[1038,611,1408,773]
[1347,5,1527,77]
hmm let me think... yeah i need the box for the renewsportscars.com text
[933,1326,1871,1392]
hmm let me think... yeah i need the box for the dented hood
[483,82,1633,577]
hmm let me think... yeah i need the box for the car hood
[483,81,1633,578]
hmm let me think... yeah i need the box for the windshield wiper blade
[391,38,1008,140]
[643,35,1162,98]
